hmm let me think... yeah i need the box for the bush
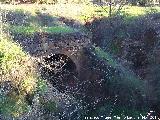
[88,12,160,115]
[127,0,148,6]
[2,10,30,26]
[0,34,47,118]
[93,47,145,106]
[0,94,30,118]
[0,35,37,93]
[138,0,147,6]
[89,12,160,60]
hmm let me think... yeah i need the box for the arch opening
[40,54,78,92]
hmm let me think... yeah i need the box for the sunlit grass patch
[1,4,38,16]
[1,4,108,23]
[2,4,160,24]
[123,6,160,16]
[0,34,37,93]
[8,25,37,34]
[115,6,160,21]
[0,33,47,117]
[36,79,48,94]
[42,26,76,33]
[6,25,76,34]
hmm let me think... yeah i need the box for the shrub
[126,0,148,6]
[93,46,145,105]
[0,33,47,117]
[0,94,30,118]
[0,35,37,93]
[88,12,160,115]
[2,10,31,26]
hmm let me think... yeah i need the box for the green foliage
[2,10,77,34]
[0,36,26,74]
[2,4,160,24]
[0,94,30,118]
[0,34,48,118]
[93,46,117,67]
[38,96,58,113]
[2,4,160,119]
[2,9,76,35]
[111,6,160,21]
[145,7,159,14]
[0,52,4,64]
[43,100,57,112]
[43,26,76,34]
[93,46,146,106]
[36,79,48,94]
[8,25,37,35]
[7,25,76,35]
[94,46,144,87]
[83,98,148,120]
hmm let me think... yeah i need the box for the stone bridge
[34,32,90,74]
[15,31,91,92]
[33,32,90,76]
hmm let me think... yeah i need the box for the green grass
[0,6,79,117]
[111,106,147,118]
[0,35,27,74]
[95,102,148,120]
[116,6,160,22]
[8,25,37,35]
[90,46,148,119]
[2,4,160,23]
[86,99,148,120]
[7,25,76,35]
[0,35,32,117]
[36,79,48,94]
[43,100,57,112]
[0,94,30,117]
[0,36,34,85]
[43,26,76,33]
[0,33,47,117]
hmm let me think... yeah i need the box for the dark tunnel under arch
[40,53,78,92]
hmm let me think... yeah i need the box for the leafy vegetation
[0,35,36,92]
[42,100,57,112]
[1,10,77,35]
[93,46,145,103]
[0,94,30,117]
[0,33,49,117]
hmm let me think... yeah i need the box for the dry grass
[0,34,38,94]
[0,33,43,117]
[1,3,160,24]
[0,3,108,23]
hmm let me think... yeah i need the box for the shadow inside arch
[39,53,78,93]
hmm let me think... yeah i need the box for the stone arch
[40,53,78,92]
[43,53,77,74]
